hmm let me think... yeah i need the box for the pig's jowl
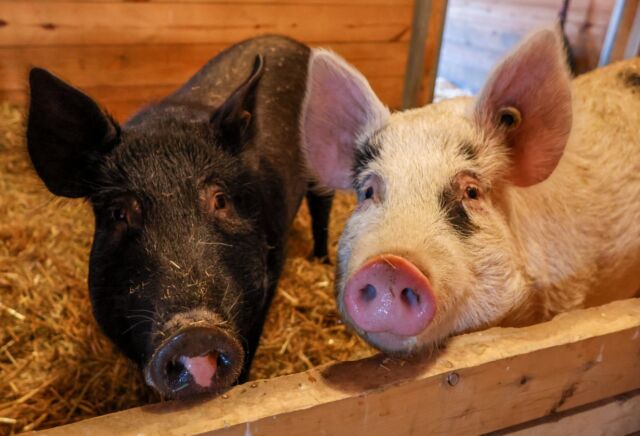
[26,36,333,398]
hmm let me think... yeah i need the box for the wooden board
[418,0,447,106]
[0,0,415,117]
[0,2,413,46]
[493,390,640,435]
[402,0,448,108]
[439,0,616,92]
[0,75,404,123]
[0,41,409,120]
[599,0,640,64]
[35,298,640,435]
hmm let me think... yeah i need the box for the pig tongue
[179,354,218,388]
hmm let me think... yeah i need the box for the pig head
[26,36,324,398]
[301,28,640,355]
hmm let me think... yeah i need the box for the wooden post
[599,0,640,65]
[402,0,447,109]
[625,6,640,58]
[36,299,640,436]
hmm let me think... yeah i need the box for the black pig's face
[27,57,276,397]
[88,121,269,385]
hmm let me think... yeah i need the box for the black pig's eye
[112,207,128,222]
[213,192,227,210]
[465,186,479,200]
[107,197,141,229]
[201,185,233,218]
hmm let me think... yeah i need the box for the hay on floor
[0,102,372,434]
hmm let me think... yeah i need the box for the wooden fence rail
[35,298,640,435]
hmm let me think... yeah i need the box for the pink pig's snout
[343,255,436,337]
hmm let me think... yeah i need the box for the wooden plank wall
[439,0,616,92]
[0,0,414,121]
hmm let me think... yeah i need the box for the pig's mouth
[361,331,420,357]
[144,325,244,399]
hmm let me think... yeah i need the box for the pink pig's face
[302,29,573,355]
[333,103,530,354]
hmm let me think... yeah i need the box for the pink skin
[179,354,218,388]
[343,255,436,337]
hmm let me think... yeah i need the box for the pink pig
[301,29,640,355]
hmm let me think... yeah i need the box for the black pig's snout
[144,325,244,398]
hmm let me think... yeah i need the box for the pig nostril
[218,352,231,367]
[165,358,190,388]
[401,288,421,307]
[360,284,377,302]
[166,359,182,377]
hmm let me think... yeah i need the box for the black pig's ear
[27,68,121,198]
[211,54,264,149]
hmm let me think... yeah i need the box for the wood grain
[494,390,640,435]
[0,42,407,89]
[35,298,640,435]
[0,41,409,118]
[0,2,413,46]
[439,0,615,91]
[418,0,447,105]
[0,75,404,121]
[606,0,640,62]
[0,0,413,114]
[0,0,411,4]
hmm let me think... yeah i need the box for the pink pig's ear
[474,28,572,187]
[301,49,390,189]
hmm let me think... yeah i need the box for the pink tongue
[179,354,218,387]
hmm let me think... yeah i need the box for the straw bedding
[0,102,372,434]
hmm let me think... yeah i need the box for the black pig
[26,36,332,398]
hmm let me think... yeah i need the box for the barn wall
[439,0,616,92]
[0,0,414,120]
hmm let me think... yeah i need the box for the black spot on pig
[439,185,476,238]
[459,141,477,160]
[352,138,381,182]
[620,70,640,92]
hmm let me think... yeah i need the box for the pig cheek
[413,245,475,348]
[335,221,358,320]
[334,208,380,327]
[452,209,527,333]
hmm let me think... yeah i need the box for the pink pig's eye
[364,186,374,200]
[465,186,479,200]
[358,175,382,204]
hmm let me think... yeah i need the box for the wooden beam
[0,43,408,93]
[625,4,640,58]
[36,299,640,435]
[437,0,615,90]
[599,0,640,65]
[0,2,413,47]
[1,42,409,120]
[402,0,447,108]
[492,390,640,435]
[0,75,405,122]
